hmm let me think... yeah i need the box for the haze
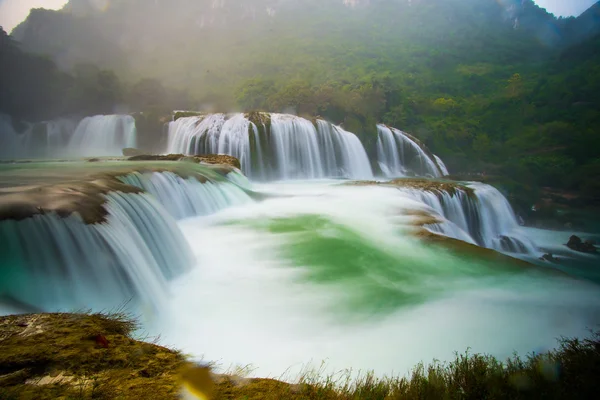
[0,0,597,32]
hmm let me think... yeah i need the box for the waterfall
[434,155,449,176]
[118,171,253,220]
[314,120,373,180]
[167,113,373,181]
[0,192,194,312]
[0,115,78,159]
[400,182,537,254]
[376,125,443,178]
[0,113,135,159]
[69,115,137,157]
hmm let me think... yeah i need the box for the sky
[0,0,598,32]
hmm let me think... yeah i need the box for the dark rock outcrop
[566,235,598,254]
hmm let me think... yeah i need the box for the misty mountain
[9,0,598,88]
[3,1,600,201]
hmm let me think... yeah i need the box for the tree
[506,73,523,98]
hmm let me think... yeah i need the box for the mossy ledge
[0,179,143,225]
[128,154,241,170]
[0,156,242,224]
[346,178,476,199]
[1,313,599,399]
[173,111,203,121]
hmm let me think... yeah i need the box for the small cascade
[167,113,373,181]
[468,182,537,254]
[69,115,137,157]
[401,183,537,254]
[0,192,193,312]
[314,120,373,179]
[434,155,449,176]
[376,125,444,178]
[118,171,253,220]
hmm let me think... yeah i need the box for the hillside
[2,0,600,203]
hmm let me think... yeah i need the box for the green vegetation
[1,312,599,399]
[0,312,186,400]
[2,0,600,203]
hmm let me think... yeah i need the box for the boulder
[566,235,598,254]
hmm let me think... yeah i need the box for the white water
[1,175,599,379]
[0,114,136,158]
[376,125,443,178]
[400,182,537,254]
[151,181,600,378]
[434,155,449,176]
[0,192,193,312]
[167,113,374,180]
[69,115,137,157]
[118,171,253,220]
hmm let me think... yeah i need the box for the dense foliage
[2,0,600,200]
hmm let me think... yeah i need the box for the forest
[1,0,599,204]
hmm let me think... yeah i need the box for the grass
[1,312,599,399]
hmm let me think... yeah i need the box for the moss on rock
[173,111,203,121]
[0,313,186,400]
[346,178,475,199]
[128,154,241,169]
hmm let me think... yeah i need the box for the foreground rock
[567,235,597,254]
[0,313,300,400]
[0,313,185,399]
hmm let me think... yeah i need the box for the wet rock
[540,253,560,263]
[566,235,597,254]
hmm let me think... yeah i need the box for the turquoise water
[1,169,599,379]
[149,181,600,378]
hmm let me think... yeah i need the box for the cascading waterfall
[69,114,137,157]
[376,125,445,178]
[167,113,373,180]
[118,170,253,220]
[401,183,537,254]
[0,192,194,312]
[0,114,135,159]
[434,155,449,176]
[314,120,373,179]
[0,115,78,159]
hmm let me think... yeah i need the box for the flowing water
[147,181,600,378]
[1,131,599,381]
[1,169,599,378]
[376,125,445,178]
[0,114,136,159]
[167,113,374,180]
